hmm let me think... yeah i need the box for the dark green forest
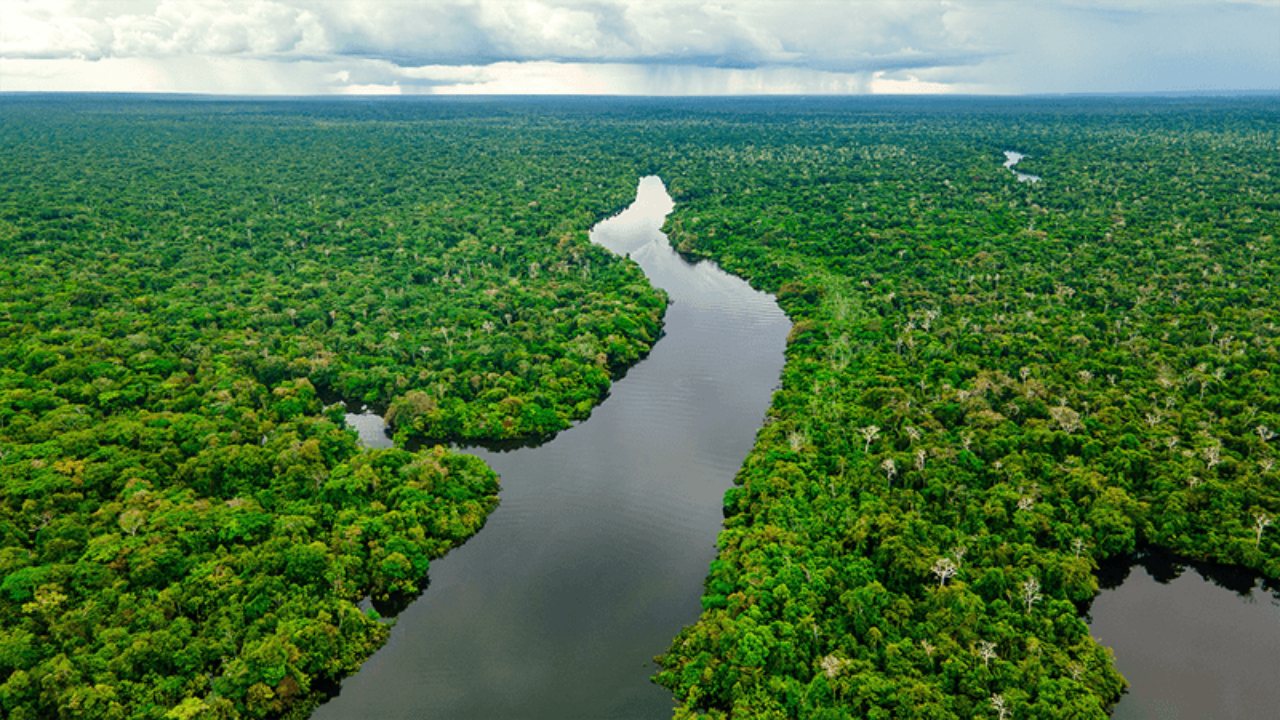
[647,98,1280,719]
[0,97,664,719]
[1,95,1278,719]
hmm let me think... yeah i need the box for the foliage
[648,97,1280,719]
[3,94,1278,720]
[0,97,663,719]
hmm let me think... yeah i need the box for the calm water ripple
[315,176,790,720]
[1089,552,1280,719]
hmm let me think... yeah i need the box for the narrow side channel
[1002,149,1042,183]
[313,177,790,719]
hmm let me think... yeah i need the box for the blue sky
[1,1,1277,95]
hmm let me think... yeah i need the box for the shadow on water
[312,176,790,720]
[1088,548,1280,720]
[1093,547,1280,598]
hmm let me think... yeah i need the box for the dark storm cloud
[1,1,1276,94]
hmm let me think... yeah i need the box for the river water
[313,176,790,719]
[1088,552,1280,719]
[1002,150,1042,183]
[322,176,1280,719]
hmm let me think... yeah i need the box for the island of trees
[1,95,1277,719]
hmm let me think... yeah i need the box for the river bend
[314,176,790,719]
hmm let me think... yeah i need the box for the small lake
[1003,150,1041,183]
[1088,551,1280,719]
[313,176,790,719]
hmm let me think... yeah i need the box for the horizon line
[2,89,1278,100]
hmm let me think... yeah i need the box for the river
[1088,552,1280,719]
[313,176,791,719]
[1002,150,1042,183]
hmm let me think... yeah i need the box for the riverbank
[313,177,790,718]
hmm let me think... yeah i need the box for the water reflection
[1088,550,1280,719]
[1002,150,1042,183]
[342,408,393,450]
[314,177,790,720]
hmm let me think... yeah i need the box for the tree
[1020,577,1042,613]
[977,640,998,669]
[1049,405,1082,433]
[861,425,881,453]
[931,557,958,587]
[991,693,1010,720]
[118,509,146,536]
[819,654,847,679]
[881,458,897,485]
[1204,442,1222,471]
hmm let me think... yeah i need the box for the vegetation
[2,95,1277,720]
[0,97,663,719]
[647,97,1280,719]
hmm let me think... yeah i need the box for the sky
[1,0,1277,95]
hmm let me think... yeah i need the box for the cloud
[1,1,984,68]
[1,1,1276,94]
[0,0,109,60]
[397,61,881,95]
[867,70,953,95]
[0,55,358,94]
[0,55,952,96]
[0,0,329,60]
[336,81,402,95]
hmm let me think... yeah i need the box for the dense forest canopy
[1,95,1278,720]
[0,96,664,719]
[644,97,1280,719]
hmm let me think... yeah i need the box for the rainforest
[1,95,1278,720]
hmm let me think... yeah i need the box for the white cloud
[0,55,359,94]
[399,61,880,95]
[868,70,954,95]
[1,1,980,67]
[1,1,1276,94]
[336,81,401,95]
[0,0,109,59]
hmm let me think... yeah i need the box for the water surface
[314,176,790,719]
[1003,149,1042,183]
[1089,553,1280,719]
[343,408,393,450]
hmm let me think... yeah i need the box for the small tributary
[1087,551,1280,719]
[313,176,790,719]
[1003,150,1042,183]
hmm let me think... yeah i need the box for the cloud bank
[1,0,1277,95]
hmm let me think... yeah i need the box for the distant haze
[2,0,1278,95]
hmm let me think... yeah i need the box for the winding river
[314,176,791,719]
[319,175,1279,720]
